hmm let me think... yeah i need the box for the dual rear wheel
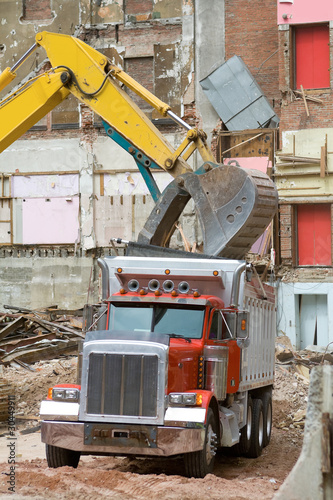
[232,390,272,458]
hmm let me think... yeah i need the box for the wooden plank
[31,317,85,338]
[320,146,327,178]
[100,173,104,196]
[274,171,327,177]
[322,413,331,473]
[221,132,265,156]
[320,134,328,178]
[0,332,57,353]
[0,339,80,365]
[277,155,321,163]
[300,85,310,117]
[0,316,26,342]
[293,90,323,103]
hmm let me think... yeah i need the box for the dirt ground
[0,358,309,499]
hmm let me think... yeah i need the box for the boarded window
[297,204,332,266]
[295,24,330,90]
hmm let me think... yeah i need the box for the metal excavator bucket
[138,163,278,259]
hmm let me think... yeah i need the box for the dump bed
[239,279,276,391]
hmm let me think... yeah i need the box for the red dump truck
[40,255,275,478]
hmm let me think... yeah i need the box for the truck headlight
[169,393,197,406]
[52,388,80,402]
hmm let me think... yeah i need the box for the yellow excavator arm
[0,31,278,258]
[0,31,213,178]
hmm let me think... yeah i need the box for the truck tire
[262,391,272,447]
[46,444,81,468]
[245,398,264,458]
[238,395,253,455]
[184,408,218,478]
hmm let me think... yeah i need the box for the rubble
[273,335,333,434]
[0,305,85,367]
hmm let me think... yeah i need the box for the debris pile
[6,358,77,421]
[273,335,333,433]
[0,305,84,368]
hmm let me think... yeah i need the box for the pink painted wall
[278,0,333,25]
[222,157,271,173]
[12,174,79,197]
[22,197,80,244]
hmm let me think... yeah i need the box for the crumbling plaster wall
[0,0,202,309]
[0,0,78,90]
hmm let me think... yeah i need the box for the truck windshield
[108,303,205,339]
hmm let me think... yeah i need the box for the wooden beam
[293,90,323,104]
[100,173,104,196]
[221,132,265,156]
[300,85,310,117]
[320,134,328,178]
[277,155,321,163]
[0,316,26,342]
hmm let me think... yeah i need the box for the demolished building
[0,0,332,351]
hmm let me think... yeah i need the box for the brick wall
[279,25,333,134]
[23,0,52,20]
[125,57,154,114]
[125,0,153,15]
[279,204,293,264]
[225,0,280,112]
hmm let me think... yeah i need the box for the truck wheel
[46,444,81,468]
[184,408,218,478]
[245,398,264,458]
[262,391,272,447]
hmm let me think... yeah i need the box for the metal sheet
[200,56,279,131]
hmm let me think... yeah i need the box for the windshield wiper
[167,333,192,343]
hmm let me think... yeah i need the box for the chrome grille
[86,352,159,417]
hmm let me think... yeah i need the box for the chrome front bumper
[41,421,205,457]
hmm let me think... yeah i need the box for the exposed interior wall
[0,0,201,309]
[225,0,280,115]
[277,0,333,25]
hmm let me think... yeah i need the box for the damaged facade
[274,1,333,349]
[0,0,332,350]
[0,0,224,308]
